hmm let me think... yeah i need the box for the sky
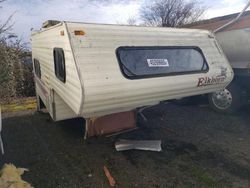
[0,0,248,44]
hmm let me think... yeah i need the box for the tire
[208,83,242,114]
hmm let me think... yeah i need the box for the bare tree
[0,0,5,6]
[140,0,206,27]
[127,16,137,26]
[0,0,34,103]
[0,0,14,35]
[0,14,14,35]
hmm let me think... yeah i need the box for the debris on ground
[1,104,250,187]
[87,173,92,178]
[115,140,162,152]
[86,111,136,138]
[103,166,116,187]
[0,164,33,188]
[138,105,157,122]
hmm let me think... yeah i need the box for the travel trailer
[204,29,250,113]
[185,10,250,113]
[31,21,233,129]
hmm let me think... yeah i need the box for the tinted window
[53,48,66,83]
[116,47,208,79]
[33,59,41,79]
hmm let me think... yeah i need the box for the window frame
[116,46,209,80]
[33,58,41,79]
[53,48,66,83]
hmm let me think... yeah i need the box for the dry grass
[1,97,36,113]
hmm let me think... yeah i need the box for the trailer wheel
[208,83,242,114]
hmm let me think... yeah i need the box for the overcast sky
[0,0,248,43]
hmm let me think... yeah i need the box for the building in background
[185,10,250,31]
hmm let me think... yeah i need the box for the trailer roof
[32,20,211,37]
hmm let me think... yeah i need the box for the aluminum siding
[67,23,233,118]
[32,23,82,118]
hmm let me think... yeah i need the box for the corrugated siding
[53,92,78,121]
[67,23,233,118]
[32,23,82,117]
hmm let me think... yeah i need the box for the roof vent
[42,20,61,28]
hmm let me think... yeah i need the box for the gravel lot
[0,103,250,188]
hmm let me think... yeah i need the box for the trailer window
[53,48,66,83]
[33,59,41,79]
[116,46,208,79]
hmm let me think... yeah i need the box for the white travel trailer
[208,29,250,113]
[31,21,233,122]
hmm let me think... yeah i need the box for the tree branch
[140,0,206,27]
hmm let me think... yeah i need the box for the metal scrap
[115,140,162,152]
[103,166,116,187]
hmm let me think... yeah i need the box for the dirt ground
[0,103,250,188]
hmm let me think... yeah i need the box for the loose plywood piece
[86,111,136,138]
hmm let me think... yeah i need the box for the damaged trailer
[31,20,233,137]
